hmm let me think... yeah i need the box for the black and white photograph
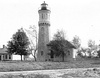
[0,0,100,78]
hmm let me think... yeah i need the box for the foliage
[97,50,100,58]
[7,41,16,54]
[87,40,98,57]
[53,30,66,40]
[77,48,86,57]
[47,30,75,61]
[7,28,30,61]
[72,35,81,49]
[88,40,95,49]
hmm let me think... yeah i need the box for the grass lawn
[0,58,100,72]
[0,59,100,78]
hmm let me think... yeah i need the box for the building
[0,45,12,61]
[47,40,76,61]
[0,45,25,61]
[37,2,76,62]
[37,1,51,61]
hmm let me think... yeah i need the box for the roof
[40,1,50,10]
[64,40,76,49]
[41,1,48,5]
[47,40,76,49]
[0,46,8,54]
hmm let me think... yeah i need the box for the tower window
[41,51,43,55]
[41,27,44,32]
[42,14,44,19]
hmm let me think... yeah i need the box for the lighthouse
[37,1,51,61]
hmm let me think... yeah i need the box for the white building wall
[12,55,24,60]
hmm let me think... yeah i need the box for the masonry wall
[53,49,74,62]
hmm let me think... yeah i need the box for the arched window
[41,27,44,32]
[41,51,43,55]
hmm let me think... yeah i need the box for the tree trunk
[51,50,54,61]
[34,49,37,61]
[62,56,64,62]
[62,52,64,62]
[34,56,36,61]
[21,55,23,61]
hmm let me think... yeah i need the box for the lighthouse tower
[37,1,51,61]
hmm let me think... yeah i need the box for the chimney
[3,45,5,48]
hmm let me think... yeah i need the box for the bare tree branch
[24,25,38,61]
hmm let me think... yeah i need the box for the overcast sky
[0,0,100,47]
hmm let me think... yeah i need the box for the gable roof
[64,40,76,49]
[0,45,8,54]
[47,40,76,49]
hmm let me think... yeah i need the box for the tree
[72,35,81,49]
[7,41,17,54]
[24,25,37,61]
[88,40,97,57]
[53,30,66,40]
[97,50,100,58]
[88,40,96,48]
[77,48,86,58]
[47,30,75,61]
[96,44,100,58]
[7,28,30,61]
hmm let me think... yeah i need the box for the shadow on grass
[0,74,51,78]
[92,62,100,65]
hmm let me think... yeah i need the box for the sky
[0,0,100,48]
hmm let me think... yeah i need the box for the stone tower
[37,1,51,61]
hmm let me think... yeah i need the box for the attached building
[47,40,76,62]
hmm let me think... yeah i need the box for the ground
[0,58,100,78]
[0,68,100,78]
[0,58,100,72]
